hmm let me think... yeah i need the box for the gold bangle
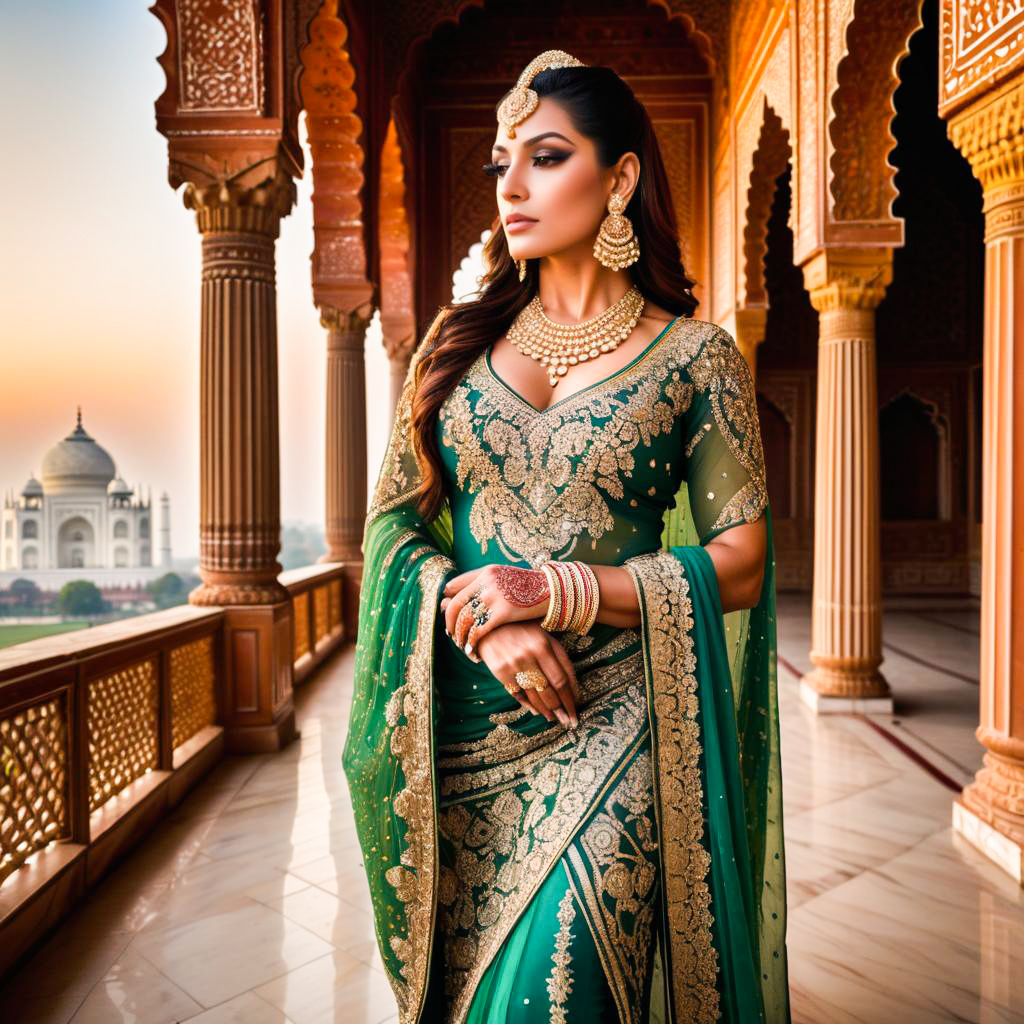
[561,561,577,630]
[574,561,600,633]
[540,562,561,631]
[565,561,585,632]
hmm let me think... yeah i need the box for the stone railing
[280,563,345,686]
[0,562,350,979]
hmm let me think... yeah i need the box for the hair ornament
[496,49,586,138]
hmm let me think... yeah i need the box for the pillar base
[952,799,1024,885]
[218,602,297,753]
[799,677,894,715]
[224,706,298,755]
[190,580,291,606]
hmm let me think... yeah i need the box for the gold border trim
[624,550,719,1024]
[384,553,452,1023]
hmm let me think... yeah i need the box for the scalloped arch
[742,102,792,308]
[828,0,925,223]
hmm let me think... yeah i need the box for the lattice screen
[293,591,310,661]
[88,659,158,812]
[0,696,69,886]
[328,579,341,630]
[170,635,216,750]
[313,585,329,648]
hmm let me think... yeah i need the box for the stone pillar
[389,350,413,422]
[320,307,371,564]
[185,164,298,753]
[800,248,894,713]
[733,307,767,380]
[947,77,1024,883]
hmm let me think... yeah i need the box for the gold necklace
[506,285,646,386]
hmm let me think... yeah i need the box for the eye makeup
[481,151,570,177]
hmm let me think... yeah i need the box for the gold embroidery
[565,846,633,1023]
[623,550,719,1023]
[437,321,708,566]
[367,308,447,521]
[547,879,577,1023]
[575,629,641,670]
[437,680,650,1023]
[382,554,454,1023]
[437,656,643,793]
[573,749,659,1024]
[687,326,769,534]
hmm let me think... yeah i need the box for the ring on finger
[515,668,548,692]
[502,679,522,697]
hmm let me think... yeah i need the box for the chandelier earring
[517,258,528,283]
[593,192,640,270]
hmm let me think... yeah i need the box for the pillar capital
[180,160,297,239]
[801,248,894,314]
[319,305,374,336]
[947,77,1024,196]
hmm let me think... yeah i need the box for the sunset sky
[0,2,395,561]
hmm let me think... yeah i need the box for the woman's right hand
[473,621,580,728]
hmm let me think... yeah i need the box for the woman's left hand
[440,564,550,660]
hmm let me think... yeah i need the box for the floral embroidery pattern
[547,881,577,1023]
[564,747,659,1024]
[438,323,704,565]
[436,670,649,1023]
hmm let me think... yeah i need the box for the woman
[343,50,790,1024]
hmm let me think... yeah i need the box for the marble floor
[2,595,1022,1024]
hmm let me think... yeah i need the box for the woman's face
[490,97,636,262]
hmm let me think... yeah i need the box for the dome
[107,477,132,496]
[21,475,43,497]
[41,410,116,494]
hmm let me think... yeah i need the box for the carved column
[800,248,894,713]
[381,328,415,427]
[733,307,767,380]
[320,307,372,564]
[947,77,1024,882]
[185,165,299,752]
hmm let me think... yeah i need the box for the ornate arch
[378,116,416,361]
[742,101,793,308]
[298,0,373,318]
[828,0,925,226]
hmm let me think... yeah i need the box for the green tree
[146,572,188,609]
[55,580,107,617]
[8,578,41,610]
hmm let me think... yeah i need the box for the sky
[0,2,397,560]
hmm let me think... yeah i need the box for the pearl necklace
[506,285,646,386]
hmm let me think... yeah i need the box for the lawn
[0,621,91,650]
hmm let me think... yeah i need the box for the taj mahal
[0,408,172,588]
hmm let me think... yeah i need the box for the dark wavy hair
[409,64,699,522]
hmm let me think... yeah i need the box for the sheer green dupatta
[342,311,455,1024]
[625,325,791,1024]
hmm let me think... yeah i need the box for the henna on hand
[494,565,549,609]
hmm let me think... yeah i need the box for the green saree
[343,309,791,1024]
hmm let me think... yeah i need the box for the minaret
[160,491,172,567]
